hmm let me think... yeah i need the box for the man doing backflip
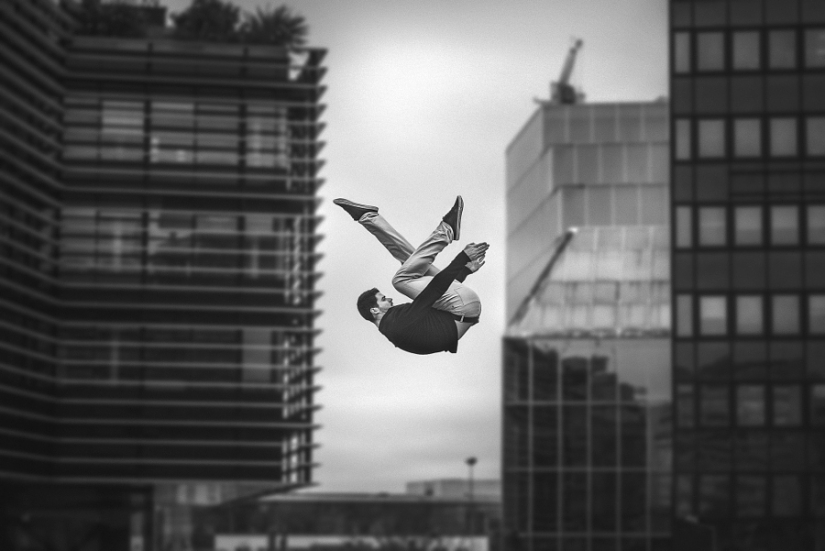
[333,196,488,355]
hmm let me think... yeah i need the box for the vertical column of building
[670,0,825,548]
[0,0,71,480]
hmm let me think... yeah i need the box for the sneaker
[333,198,378,221]
[442,195,463,241]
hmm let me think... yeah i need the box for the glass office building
[0,1,325,548]
[504,102,671,551]
[670,1,825,549]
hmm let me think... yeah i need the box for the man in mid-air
[333,196,488,355]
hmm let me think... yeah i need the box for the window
[770,205,799,245]
[697,32,725,71]
[769,29,797,69]
[812,385,825,425]
[810,295,825,334]
[773,386,802,426]
[807,117,825,156]
[770,118,798,157]
[675,32,691,73]
[772,295,800,335]
[700,296,727,335]
[805,29,825,68]
[733,31,760,70]
[808,205,825,244]
[677,295,694,337]
[734,119,762,157]
[736,296,763,335]
[700,385,730,426]
[736,385,765,426]
[676,119,692,160]
[698,119,725,158]
[677,385,695,427]
[676,206,693,248]
[734,206,762,245]
[699,207,727,246]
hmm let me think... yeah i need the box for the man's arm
[405,243,488,317]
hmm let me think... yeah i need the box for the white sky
[164,0,669,493]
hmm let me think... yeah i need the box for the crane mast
[551,38,583,104]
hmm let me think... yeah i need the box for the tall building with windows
[0,1,325,548]
[504,100,671,551]
[670,1,825,548]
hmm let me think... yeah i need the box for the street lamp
[465,456,477,502]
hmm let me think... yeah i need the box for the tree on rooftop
[171,0,241,41]
[241,4,308,49]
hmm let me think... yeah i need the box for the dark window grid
[768,385,807,427]
[669,117,825,162]
[673,203,696,250]
[673,26,825,76]
[698,383,733,428]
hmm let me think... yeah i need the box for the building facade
[504,101,671,551]
[0,1,325,549]
[669,1,825,549]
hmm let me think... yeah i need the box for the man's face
[373,291,394,317]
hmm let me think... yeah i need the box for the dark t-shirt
[378,251,471,355]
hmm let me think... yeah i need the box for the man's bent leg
[391,220,453,291]
[358,212,440,276]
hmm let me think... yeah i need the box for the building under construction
[503,41,672,549]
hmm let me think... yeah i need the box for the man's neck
[373,312,385,327]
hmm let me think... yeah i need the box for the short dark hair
[357,288,380,321]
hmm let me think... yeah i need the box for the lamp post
[465,456,477,502]
[465,456,477,543]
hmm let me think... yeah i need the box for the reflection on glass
[676,119,692,160]
[772,386,802,426]
[677,295,694,337]
[770,205,799,245]
[769,30,797,69]
[733,32,760,70]
[804,29,825,68]
[736,296,763,335]
[734,119,761,157]
[674,32,691,73]
[808,205,825,244]
[806,117,825,156]
[699,207,727,246]
[700,385,729,426]
[769,118,798,157]
[736,385,765,426]
[698,119,726,158]
[771,295,800,335]
[700,296,727,335]
[810,296,825,334]
[697,32,725,71]
[734,206,762,245]
[698,475,729,517]
[736,476,766,517]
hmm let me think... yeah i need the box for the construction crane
[550,38,584,104]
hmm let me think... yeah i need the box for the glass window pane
[677,294,694,337]
[736,385,765,426]
[806,117,825,156]
[773,386,802,425]
[813,385,825,425]
[772,295,800,335]
[770,205,799,245]
[697,32,725,71]
[676,206,693,248]
[805,29,825,68]
[699,119,726,158]
[676,119,692,160]
[675,32,691,73]
[733,31,761,69]
[810,295,825,334]
[734,206,763,245]
[700,385,730,426]
[734,118,762,157]
[769,29,797,69]
[736,296,764,335]
[770,118,798,157]
[699,207,727,246]
[700,296,727,335]
[808,205,825,244]
[772,476,802,517]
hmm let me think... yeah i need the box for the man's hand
[463,242,489,261]
[466,255,486,273]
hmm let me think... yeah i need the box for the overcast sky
[165,0,669,493]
